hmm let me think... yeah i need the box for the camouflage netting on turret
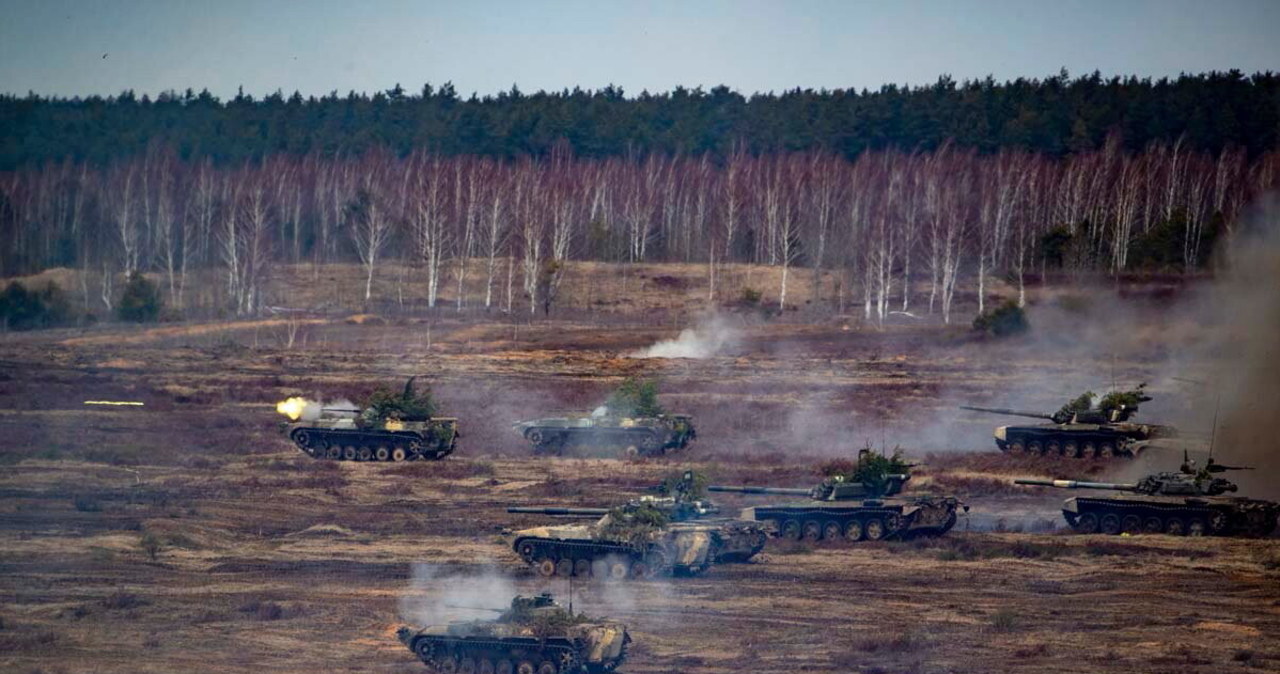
[595,503,670,548]
[361,377,437,425]
[820,451,911,494]
[656,471,708,500]
[606,377,665,417]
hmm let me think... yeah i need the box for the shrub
[973,300,1029,337]
[0,280,71,330]
[739,287,762,305]
[139,532,162,560]
[117,272,162,323]
[990,609,1018,632]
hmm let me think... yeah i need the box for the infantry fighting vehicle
[397,593,631,674]
[961,385,1176,459]
[1015,457,1278,537]
[709,450,966,543]
[508,472,770,572]
[278,377,458,462]
[513,410,695,456]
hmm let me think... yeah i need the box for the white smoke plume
[632,314,739,359]
[398,563,519,626]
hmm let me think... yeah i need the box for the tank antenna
[1208,389,1221,460]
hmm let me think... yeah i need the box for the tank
[960,385,1177,459]
[507,472,770,570]
[278,377,458,462]
[397,592,631,673]
[1015,457,1278,537]
[513,410,695,457]
[708,450,966,543]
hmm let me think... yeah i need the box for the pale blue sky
[1,0,1277,99]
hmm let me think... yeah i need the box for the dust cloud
[398,563,518,626]
[632,313,739,359]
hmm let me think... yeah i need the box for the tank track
[411,635,587,673]
[526,428,679,457]
[513,537,693,579]
[1064,498,1276,537]
[755,506,911,543]
[289,428,453,462]
[999,432,1135,459]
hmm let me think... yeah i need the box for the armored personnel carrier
[513,411,695,456]
[397,592,630,673]
[708,450,965,543]
[961,385,1176,459]
[1015,457,1278,537]
[508,472,770,570]
[278,377,458,461]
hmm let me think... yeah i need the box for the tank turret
[708,450,964,544]
[1016,456,1277,537]
[961,384,1178,460]
[397,592,631,673]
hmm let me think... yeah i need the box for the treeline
[3,139,1276,323]
[2,71,1278,169]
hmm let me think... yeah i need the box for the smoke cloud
[632,314,739,359]
[398,563,519,626]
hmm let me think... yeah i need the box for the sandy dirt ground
[1,304,1277,674]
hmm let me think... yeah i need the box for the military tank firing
[397,592,631,673]
[1015,456,1278,537]
[514,377,695,457]
[507,471,770,572]
[709,450,966,543]
[961,385,1179,459]
[277,377,458,461]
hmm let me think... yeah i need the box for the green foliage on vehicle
[607,377,664,417]
[362,376,437,424]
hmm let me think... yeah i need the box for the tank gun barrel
[506,506,610,517]
[1014,478,1138,491]
[707,485,812,496]
[960,405,1055,420]
[443,604,504,612]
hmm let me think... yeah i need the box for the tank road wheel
[1208,511,1228,534]
[1098,442,1116,458]
[1187,519,1207,537]
[1008,439,1026,453]
[864,518,886,541]
[374,446,390,461]
[535,557,557,577]
[574,559,591,577]
[1142,517,1163,534]
[637,433,661,455]
[326,446,341,460]
[781,520,802,541]
[413,639,434,662]
[516,661,536,674]
[1027,440,1045,454]
[1074,513,1099,533]
[439,656,460,674]
[844,520,865,542]
[630,560,651,579]
[823,522,843,541]
[555,558,574,577]
[802,521,822,542]
[1063,440,1079,457]
[391,447,408,462]
[291,429,312,450]
[1099,514,1122,535]
[590,559,609,578]
[459,658,478,674]
[1165,518,1185,536]
[1082,441,1098,457]
[1047,440,1062,455]
[342,445,357,461]
[478,659,496,674]
[526,429,545,447]
[1121,515,1142,534]
[496,661,514,674]
[357,446,373,462]
[536,661,558,674]
[608,560,630,580]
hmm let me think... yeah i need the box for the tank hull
[288,419,457,462]
[401,626,629,673]
[741,498,960,543]
[992,422,1166,459]
[515,416,695,457]
[1060,495,1279,537]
